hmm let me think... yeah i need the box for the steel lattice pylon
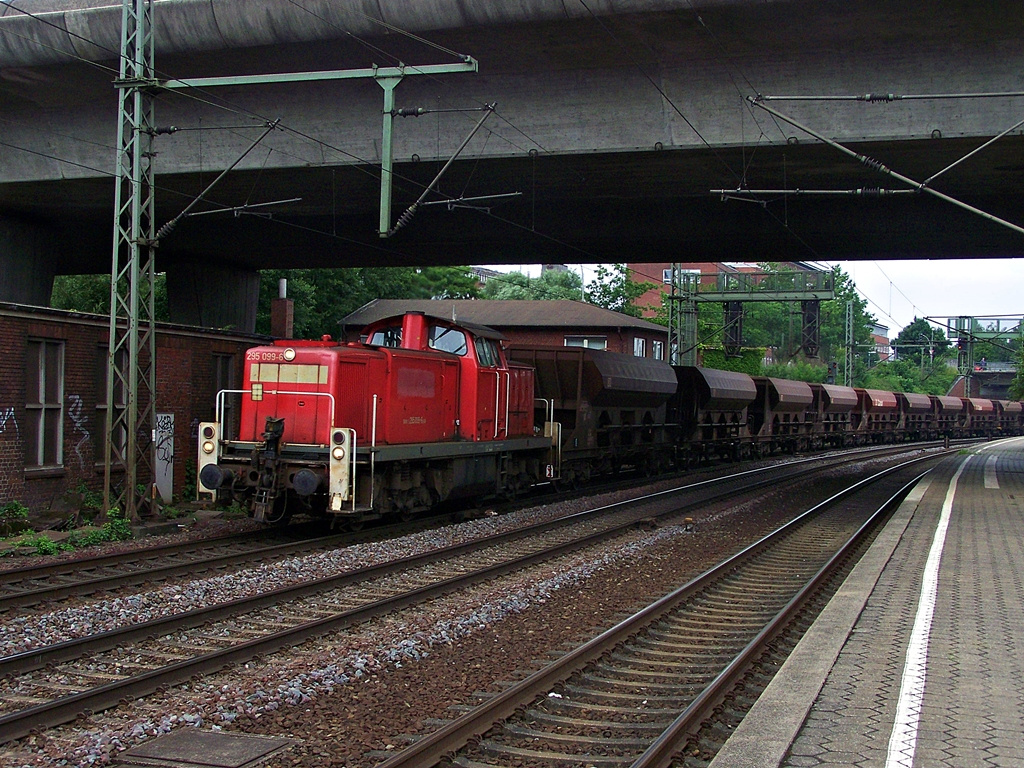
[105,0,157,520]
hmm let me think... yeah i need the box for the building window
[633,337,646,357]
[26,339,65,468]
[652,340,665,360]
[564,336,607,350]
[663,267,700,285]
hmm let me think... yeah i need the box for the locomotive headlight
[202,440,216,455]
[283,347,296,361]
[331,446,346,461]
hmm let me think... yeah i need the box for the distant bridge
[1,0,1023,330]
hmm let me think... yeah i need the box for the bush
[24,534,61,556]
[101,507,133,542]
[0,501,30,538]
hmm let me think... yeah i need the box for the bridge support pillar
[0,216,58,306]
[166,260,260,333]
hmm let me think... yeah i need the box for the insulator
[388,203,419,236]
[858,156,888,173]
[861,93,896,102]
[395,107,426,117]
[155,218,177,240]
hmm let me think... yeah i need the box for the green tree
[1009,345,1024,400]
[892,318,951,368]
[482,268,584,301]
[819,266,876,386]
[256,266,480,338]
[51,273,169,321]
[586,264,654,318]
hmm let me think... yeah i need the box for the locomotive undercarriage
[204,431,553,525]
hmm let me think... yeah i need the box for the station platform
[710,437,1024,768]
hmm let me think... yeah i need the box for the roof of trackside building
[340,300,668,335]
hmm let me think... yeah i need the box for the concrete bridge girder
[0,215,58,306]
[165,260,260,331]
[1,0,1023,329]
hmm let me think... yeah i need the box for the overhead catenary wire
[3,0,999,333]
[0,0,541,223]
[747,96,1024,238]
[759,90,1024,102]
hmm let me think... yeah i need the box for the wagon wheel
[398,506,417,523]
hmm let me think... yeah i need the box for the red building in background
[628,261,823,317]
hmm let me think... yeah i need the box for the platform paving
[710,438,1024,768]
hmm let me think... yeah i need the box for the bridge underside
[4,135,1024,277]
[1,0,1023,311]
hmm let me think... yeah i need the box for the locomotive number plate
[246,350,283,361]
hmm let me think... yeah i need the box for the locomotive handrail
[349,429,359,513]
[214,389,249,426]
[370,394,378,508]
[487,370,512,438]
[502,370,510,438]
[534,397,555,427]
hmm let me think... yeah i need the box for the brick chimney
[270,278,294,339]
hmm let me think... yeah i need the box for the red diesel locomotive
[198,311,555,523]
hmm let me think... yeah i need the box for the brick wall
[0,304,257,515]
[500,327,667,357]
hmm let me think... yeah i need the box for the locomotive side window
[429,325,468,356]
[475,337,500,367]
[368,326,402,347]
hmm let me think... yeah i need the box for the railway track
[371,456,934,768]
[0,445,948,747]
[0,441,956,616]
[0,514,467,612]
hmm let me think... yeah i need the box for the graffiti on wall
[66,395,90,471]
[0,407,19,440]
[155,413,174,504]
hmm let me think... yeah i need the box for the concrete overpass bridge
[1,0,1023,330]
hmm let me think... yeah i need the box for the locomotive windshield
[428,325,468,356]
[474,336,501,367]
[367,326,402,348]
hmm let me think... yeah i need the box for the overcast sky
[830,259,1024,337]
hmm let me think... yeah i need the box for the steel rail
[629,472,927,768]
[0,528,348,611]
[0,444,873,679]
[0,446,939,744]
[372,453,941,768]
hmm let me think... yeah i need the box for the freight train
[197,311,1019,524]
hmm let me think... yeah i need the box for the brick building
[341,299,670,360]
[0,302,260,514]
[628,261,823,318]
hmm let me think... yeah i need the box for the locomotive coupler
[253,417,286,523]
